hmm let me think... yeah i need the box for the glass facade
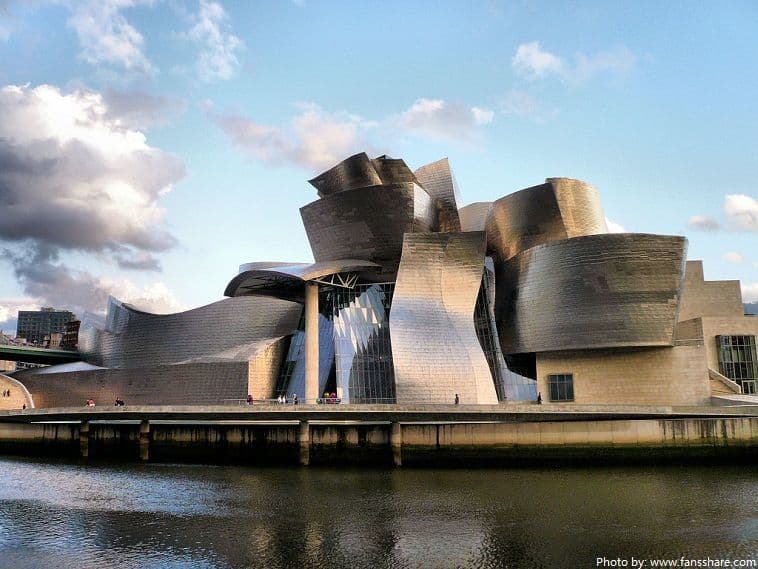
[717,335,758,395]
[473,262,538,401]
[322,283,396,403]
[548,373,574,402]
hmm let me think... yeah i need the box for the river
[0,456,755,568]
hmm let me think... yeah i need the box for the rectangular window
[548,373,574,402]
[717,335,758,394]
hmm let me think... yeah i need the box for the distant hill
[745,302,758,315]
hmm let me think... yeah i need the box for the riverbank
[1,405,756,466]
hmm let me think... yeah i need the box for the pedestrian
[22,404,26,410]
[454,393,459,405]
[293,393,298,405]
[246,394,253,406]
[537,392,542,405]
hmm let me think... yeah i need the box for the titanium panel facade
[459,202,492,232]
[414,157,462,232]
[486,178,608,261]
[79,295,302,369]
[301,184,438,277]
[496,233,688,354]
[390,232,498,404]
[308,152,382,197]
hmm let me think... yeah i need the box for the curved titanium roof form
[307,152,420,197]
[459,201,493,232]
[486,178,608,261]
[494,233,687,354]
[300,184,439,278]
[413,157,462,232]
[224,259,382,299]
[78,295,302,368]
[390,231,499,404]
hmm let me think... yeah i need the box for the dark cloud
[0,83,184,265]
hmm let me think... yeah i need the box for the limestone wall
[678,261,744,322]
[700,316,758,372]
[535,344,710,406]
[0,374,34,410]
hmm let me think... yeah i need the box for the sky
[0,0,757,332]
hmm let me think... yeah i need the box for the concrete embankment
[0,406,756,465]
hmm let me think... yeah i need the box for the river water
[0,456,755,569]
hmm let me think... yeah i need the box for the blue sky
[0,0,756,331]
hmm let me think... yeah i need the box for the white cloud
[188,0,243,82]
[66,0,155,74]
[398,98,494,141]
[742,283,758,303]
[512,42,635,83]
[512,41,563,79]
[0,84,184,261]
[687,215,720,231]
[724,194,758,232]
[722,251,744,264]
[212,103,369,171]
[605,217,626,233]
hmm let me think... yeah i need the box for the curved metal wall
[485,178,607,261]
[495,233,688,354]
[459,202,492,232]
[300,184,438,278]
[390,232,499,404]
[80,296,302,369]
[413,158,462,232]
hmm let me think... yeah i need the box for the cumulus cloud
[687,215,720,231]
[212,103,371,171]
[0,83,184,263]
[187,0,243,82]
[0,297,39,335]
[724,194,758,232]
[722,251,744,264]
[605,217,626,233]
[212,97,494,170]
[398,98,494,141]
[742,283,758,303]
[512,41,635,83]
[66,0,155,74]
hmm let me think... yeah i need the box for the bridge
[0,345,82,365]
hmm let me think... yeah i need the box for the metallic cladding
[308,152,382,197]
[300,184,438,277]
[459,202,492,232]
[495,233,688,354]
[79,295,302,369]
[485,178,608,261]
[413,157,462,232]
[390,232,499,404]
[224,259,381,298]
[276,314,334,399]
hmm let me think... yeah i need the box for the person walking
[454,393,459,405]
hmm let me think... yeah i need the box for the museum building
[9,153,757,408]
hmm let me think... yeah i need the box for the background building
[16,308,75,347]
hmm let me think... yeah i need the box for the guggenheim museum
[8,153,758,408]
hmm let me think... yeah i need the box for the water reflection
[0,458,755,569]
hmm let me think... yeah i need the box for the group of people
[319,392,339,404]
[276,394,298,404]
[85,398,95,407]
[114,398,125,407]
[1,389,11,398]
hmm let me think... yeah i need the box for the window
[548,373,574,402]
[717,335,758,394]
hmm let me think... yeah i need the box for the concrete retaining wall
[0,417,755,465]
